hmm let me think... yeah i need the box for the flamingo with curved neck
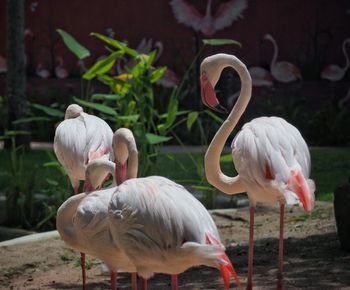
[263,34,302,83]
[321,38,350,81]
[201,53,315,290]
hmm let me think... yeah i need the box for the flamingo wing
[232,117,313,204]
[108,176,222,277]
[213,0,248,30]
[169,0,204,31]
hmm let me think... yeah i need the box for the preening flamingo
[321,38,350,82]
[170,0,248,36]
[263,34,302,83]
[200,53,315,289]
[248,67,273,87]
[102,127,241,290]
[54,104,114,289]
[55,56,69,79]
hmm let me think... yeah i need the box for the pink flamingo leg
[171,274,178,290]
[111,271,117,290]
[277,203,285,290]
[247,206,255,290]
[132,273,137,290]
[140,277,148,290]
[80,252,86,290]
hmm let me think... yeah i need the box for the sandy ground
[1,201,349,290]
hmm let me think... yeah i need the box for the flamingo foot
[277,273,283,290]
[171,274,178,290]
[132,272,137,290]
[111,271,117,290]
[80,252,86,290]
[205,233,241,289]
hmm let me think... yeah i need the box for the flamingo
[98,127,241,290]
[36,63,50,79]
[54,104,114,289]
[170,0,248,36]
[248,66,273,87]
[321,38,350,82]
[200,53,315,289]
[263,34,302,83]
[55,56,69,79]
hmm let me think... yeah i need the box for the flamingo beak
[116,161,127,185]
[200,73,227,114]
[289,170,315,213]
[83,177,93,192]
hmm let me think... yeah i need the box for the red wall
[0,0,349,79]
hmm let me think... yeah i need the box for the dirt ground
[1,201,349,290]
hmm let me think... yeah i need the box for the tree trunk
[5,0,30,149]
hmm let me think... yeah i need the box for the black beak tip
[213,104,228,114]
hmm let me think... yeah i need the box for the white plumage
[54,104,114,192]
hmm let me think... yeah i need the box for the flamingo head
[263,33,273,41]
[65,104,83,119]
[85,158,115,190]
[200,54,228,113]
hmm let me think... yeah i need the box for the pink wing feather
[170,0,204,31]
[214,0,248,30]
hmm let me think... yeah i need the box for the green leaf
[191,185,215,191]
[150,66,166,83]
[204,110,224,123]
[31,104,65,118]
[202,39,242,47]
[4,130,31,136]
[187,111,198,131]
[73,97,117,116]
[56,29,90,60]
[145,133,172,145]
[220,154,233,162]
[91,33,138,56]
[12,117,51,125]
[83,51,123,80]
[91,94,125,101]
[116,115,140,123]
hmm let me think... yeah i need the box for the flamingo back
[231,116,314,205]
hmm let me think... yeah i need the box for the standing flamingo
[99,127,241,290]
[55,56,69,79]
[200,53,315,289]
[321,38,350,81]
[54,104,114,289]
[170,0,248,36]
[248,66,273,87]
[263,34,302,83]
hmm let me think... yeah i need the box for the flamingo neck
[342,39,350,71]
[269,36,278,67]
[204,54,251,194]
[56,193,87,248]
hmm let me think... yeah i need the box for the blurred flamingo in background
[200,53,315,289]
[170,0,248,36]
[54,104,114,290]
[321,38,350,81]
[263,34,302,83]
[104,127,241,290]
[35,63,50,78]
[55,56,69,79]
[248,66,273,87]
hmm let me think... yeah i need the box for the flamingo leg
[246,206,255,290]
[140,277,148,290]
[132,273,137,290]
[171,274,178,290]
[80,252,86,290]
[277,203,285,290]
[111,271,117,290]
